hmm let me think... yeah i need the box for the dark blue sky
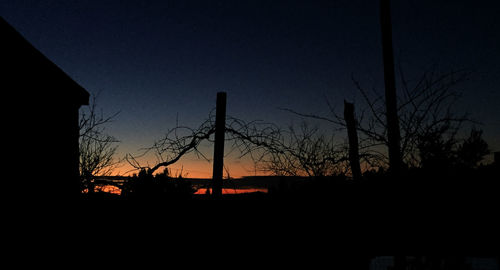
[2,0,499,175]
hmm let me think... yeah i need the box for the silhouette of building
[2,16,89,201]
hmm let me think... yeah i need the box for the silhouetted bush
[122,168,195,200]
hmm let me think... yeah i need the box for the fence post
[344,101,362,181]
[212,92,226,198]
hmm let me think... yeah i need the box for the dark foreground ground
[17,164,493,257]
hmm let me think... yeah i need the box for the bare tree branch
[79,93,120,193]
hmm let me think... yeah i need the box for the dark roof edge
[1,16,90,106]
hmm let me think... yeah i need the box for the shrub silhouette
[122,168,195,200]
[418,128,490,174]
[456,129,490,168]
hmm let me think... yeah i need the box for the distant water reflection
[82,185,122,195]
[194,187,268,195]
[86,185,268,196]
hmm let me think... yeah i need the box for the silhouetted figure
[2,17,89,202]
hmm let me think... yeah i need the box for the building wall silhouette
[2,16,89,201]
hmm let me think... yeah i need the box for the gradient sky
[2,0,499,177]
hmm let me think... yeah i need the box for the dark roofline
[1,16,89,106]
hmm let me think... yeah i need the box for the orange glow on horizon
[194,188,268,195]
[107,158,269,179]
[84,185,267,196]
[83,185,121,195]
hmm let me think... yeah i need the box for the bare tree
[281,65,473,170]
[228,121,347,177]
[125,110,347,178]
[79,94,120,193]
[125,113,216,176]
[355,67,472,168]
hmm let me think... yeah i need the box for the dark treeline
[83,157,499,204]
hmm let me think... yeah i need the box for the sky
[2,0,500,177]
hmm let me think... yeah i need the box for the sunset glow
[83,185,122,195]
[109,155,267,179]
[194,188,268,195]
[85,185,267,196]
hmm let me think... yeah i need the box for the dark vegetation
[73,2,500,256]
[120,168,195,200]
[4,0,498,265]
[77,0,497,206]
[80,61,498,204]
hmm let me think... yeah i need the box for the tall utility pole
[212,92,226,198]
[380,0,402,176]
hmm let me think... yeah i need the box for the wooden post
[212,92,226,198]
[344,101,362,181]
[380,0,402,176]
